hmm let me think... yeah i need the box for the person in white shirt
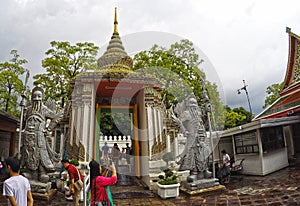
[2,157,33,206]
[221,150,231,183]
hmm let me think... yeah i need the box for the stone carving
[172,94,211,182]
[21,86,62,183]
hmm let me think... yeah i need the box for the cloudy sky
[1,0,300,115]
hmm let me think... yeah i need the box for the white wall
[236,154,262,175]
[262,148,289,175]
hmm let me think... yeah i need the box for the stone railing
[99,135,131,150]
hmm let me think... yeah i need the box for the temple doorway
[95,105,140,178]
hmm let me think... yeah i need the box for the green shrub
[70,159,79,166]
[158,167,178,185]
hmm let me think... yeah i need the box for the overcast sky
[1,0,300,115]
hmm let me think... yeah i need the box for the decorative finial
[114,7,118,34]
[286,27,291,33]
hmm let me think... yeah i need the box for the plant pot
[156,182,180,199]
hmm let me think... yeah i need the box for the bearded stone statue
[21,86,62,183]
[173,94,211,182]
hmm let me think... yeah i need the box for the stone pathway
[1,165,300,205]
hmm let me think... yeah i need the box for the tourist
[89,160,117,206]
[221,149,231,183]
[2,157,33,206]
[125,143,132,164]
[102,142,110,163]
[61,159,83,206]
[111,143,121,166]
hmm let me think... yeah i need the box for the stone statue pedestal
[30,179,57,201]
[180,178,225,195]
[32,189,57,201]
[29,180,52,193]
[182,178,219,190]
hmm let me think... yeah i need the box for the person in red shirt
[61,159,83,206]
[89,160,117,206]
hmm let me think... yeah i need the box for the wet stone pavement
[1,165,300,205]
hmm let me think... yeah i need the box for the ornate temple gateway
[68,8,175,186]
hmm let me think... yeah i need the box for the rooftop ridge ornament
[114,7,118,35]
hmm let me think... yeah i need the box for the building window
[260,126,284,152]
[234,131,259,154]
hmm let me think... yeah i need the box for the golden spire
[114,7,118,35]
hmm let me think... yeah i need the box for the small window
[260,126,284,152]
[234,131,258,154]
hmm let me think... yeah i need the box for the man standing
[221,150,231,183]
[2,157,33,206]
[111,143,121,166]
[61,159,83,206]
[101,142,110,163]
[125,143,132,164]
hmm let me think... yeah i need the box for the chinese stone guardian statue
[21,86,62,184]
[172,94,211,182]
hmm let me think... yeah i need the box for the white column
[153,109,158,143]
[173,135,179,157]
[60,132,64,155]
[89,97,95,162]
[70,108,75,145]
[147,107,153,158]
[166,135,171,153]
[157,110,162,143]
[82,101,90,161]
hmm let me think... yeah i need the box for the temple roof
[97,7,133,71]
[282,27,300,92]
[254,28,300,120]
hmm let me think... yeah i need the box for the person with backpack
[111,143,121,166]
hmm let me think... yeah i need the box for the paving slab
[0,165,300,205]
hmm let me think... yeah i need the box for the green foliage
[0,50,29,116]
[33,41,99,107]
[224,106,253,129]
[69,159,79,166]
[263,83,283,109]
[158,167,178,185]
[133,39,225,129]
[133,40,205,103]
[100,111,132,136]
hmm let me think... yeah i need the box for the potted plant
[156,167,180,199]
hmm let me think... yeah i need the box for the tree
[0,50,28,116]
[263,83,283,109]
[224,106,253,129]
[133,39,225,129]
[100,111,131,137]
[33,41,99,107]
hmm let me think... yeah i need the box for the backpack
[112,147,120,158]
